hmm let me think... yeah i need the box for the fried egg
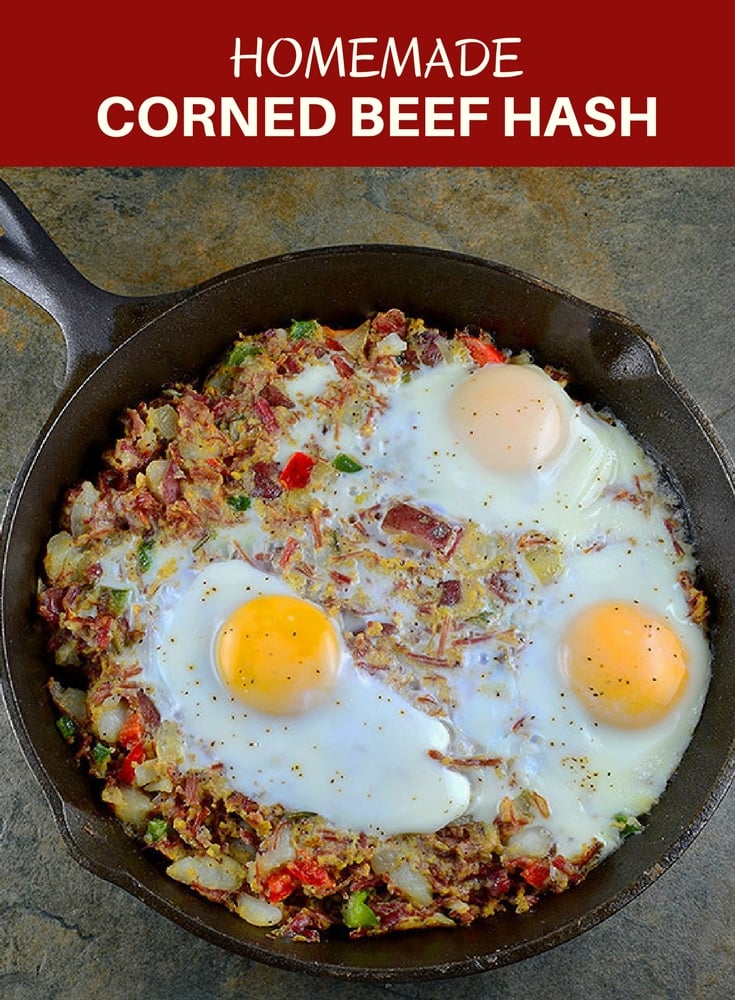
[267,351,710,857]
[390,361,637,538]
[103,341,709,860]
[137,556,470,837]
[286,358,638,541]
[447,539,710,859]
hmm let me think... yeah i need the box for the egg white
[94,350,710,859]
[445,538,710,859]
[283,359,650,543]
[139,557,470,838]
[270,354,711,856]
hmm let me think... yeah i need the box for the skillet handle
[0,177,183,384]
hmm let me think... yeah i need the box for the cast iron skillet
[1,177,735,982]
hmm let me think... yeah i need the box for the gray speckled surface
[1,168,734,999]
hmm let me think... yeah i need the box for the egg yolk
[216,595,341,715]
[449,363,569,475]
[559,601,688,728]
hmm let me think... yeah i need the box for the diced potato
[48,679,87,725]
[43,531,84,583]
[93,699,128,743]
[148,403,178,440]
[68,481,100,537]
[145,459,173,500]
[101,784,151,827]
[167,854,246,892]
[133,760,168,790]
[236,892,283,927]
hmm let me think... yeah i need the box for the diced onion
[371,841,403,875]
[154,720,185,764]
[504,825,555,860]
[388,862,432,907]
[334,321,369,357]
[255,824,296,878]
[508,349,534,367]
[373,332,408,356]
[227,839,257,866]
[132,761,164,788]
[523,542,563,585]
[372,844,432,907]
[142,775,173,793]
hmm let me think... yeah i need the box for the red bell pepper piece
[118,711,144,749]
[279,451,316,489]
[458,334,505,366]
[288,858,335,892]
[264,869,300,903]
[520,858,551,889]
[118,740,146,784]
[263,857,335,902]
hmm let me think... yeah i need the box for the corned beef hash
[39,309,710,940]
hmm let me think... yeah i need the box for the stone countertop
[1,168,733,1000]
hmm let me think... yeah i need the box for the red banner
[2,2,733,166]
